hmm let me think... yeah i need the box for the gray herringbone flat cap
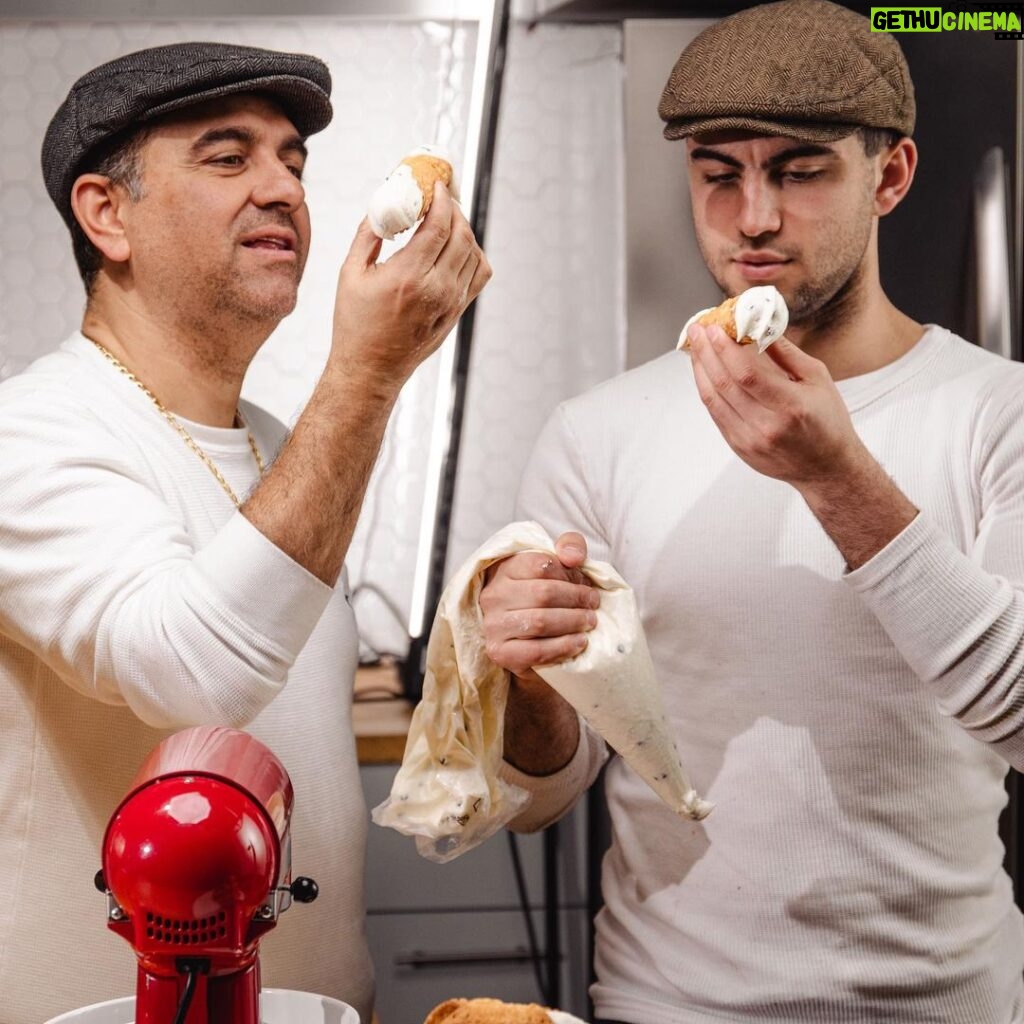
[660,0,915,142]
[42,41,333,227]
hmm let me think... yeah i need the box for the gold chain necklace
[87,338,265,508]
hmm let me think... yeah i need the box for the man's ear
[874,138,918,218]
[70,174,132,264]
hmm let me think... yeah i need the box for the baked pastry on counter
[424,997,587,1024]
[368,145,458,240]
[677,284,789,353]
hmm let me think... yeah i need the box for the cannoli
[368,145,459,240]
[678,284,789,354]
[424,998,586,1024]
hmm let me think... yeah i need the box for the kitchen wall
[623,19,717,368]
[0,13,626,662]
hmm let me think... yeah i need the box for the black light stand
[400,0,512,700]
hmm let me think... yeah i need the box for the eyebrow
[190,126,308,161]
[689,144,837,169]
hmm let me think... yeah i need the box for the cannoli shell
[681,294,758,349]
[402,153,455,218]
[424,998,553,1024]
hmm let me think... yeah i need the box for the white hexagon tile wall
[0,17,625,664]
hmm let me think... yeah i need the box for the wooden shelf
[354,661,412,765]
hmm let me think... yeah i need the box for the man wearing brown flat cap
[476,2,1024,1021]
[0,42,489,1022]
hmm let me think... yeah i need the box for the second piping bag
[372,521,712,862]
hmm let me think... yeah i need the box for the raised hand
[331,182,492,394]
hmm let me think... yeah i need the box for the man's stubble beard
[167,258,303,381]
[784,247,870,339]
[202,244,304,319]
[216,265,302,323]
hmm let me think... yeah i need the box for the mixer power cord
[172,958,209,1024]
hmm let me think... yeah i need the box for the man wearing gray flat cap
[0,41,489,1022]
[474,2,1024,1021]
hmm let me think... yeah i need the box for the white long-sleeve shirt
[506,326,1024,1023]
[0,333,373,1023]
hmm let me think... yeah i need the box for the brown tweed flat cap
[659,0,915,142]
[42,41,333,228]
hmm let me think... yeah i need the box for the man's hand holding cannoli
[332,182,490,396]
[687,325,918,569]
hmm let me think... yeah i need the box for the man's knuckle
[528,610,548,633]
[524,640,546,664]
[503,610,522,633]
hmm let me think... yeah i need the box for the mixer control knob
[94,870,107,894]
[290,876,319,903]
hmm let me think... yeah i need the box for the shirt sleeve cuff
[499,715,607,832]
[843,509,931,590]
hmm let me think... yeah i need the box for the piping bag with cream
[372,521,712,863]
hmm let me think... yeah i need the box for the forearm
[503,673,581,775]
[797,447,919,570]
[243,193,488,589]
[242,361,399,586]
[846,512,1024,766]
[502,713,606,833]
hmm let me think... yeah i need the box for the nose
[737,175,781,239]
[251,157,305,212]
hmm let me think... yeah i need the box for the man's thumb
[555,531,588,568]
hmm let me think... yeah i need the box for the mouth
[240,231,297,255]
[733,253,792,281]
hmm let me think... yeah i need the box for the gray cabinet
[367,908,590,1024]
[361,765,593,1024]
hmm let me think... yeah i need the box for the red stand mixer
[94,727,319,1024]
